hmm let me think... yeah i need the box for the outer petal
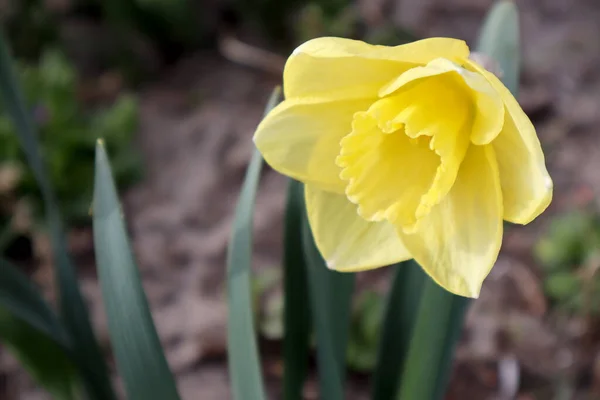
[285,37,470,100]
[253,97,373,193]
[468,60,552,223]
[397,145,503,298]
[305,184,411,272]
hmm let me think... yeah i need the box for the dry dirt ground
[3,0,600,398]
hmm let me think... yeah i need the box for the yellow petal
[285,37,470,100]
[253,97,373,193]
[468,60,552,223]
[305,184,411,271]
[464,69,505,145]
[397,145,503,298]
[380,57,504,145]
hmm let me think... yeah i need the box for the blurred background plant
[0,0,419,267]
[253,270,386,373]
[535,210,600,317]
[0,48,140,259]
[0,0,59,61]
[235,0,415,48]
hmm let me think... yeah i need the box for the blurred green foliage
[252,268,283,340]
[237,0,415,49]
[235,0,309,46]
[253,270,386,372]
[2,0,415,82]
[0,0,59,61]
[295,3,415,47]
[90,0,201,66]
[534,211,600,315]
[347,290,384,372]
[2,0,202,84]
[295,3,357,44]
[0,49,140,253]
[116,0,197,42]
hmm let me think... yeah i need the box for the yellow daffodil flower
[253,37,552,298]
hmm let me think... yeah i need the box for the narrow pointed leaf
[371,261,426,400]
[282,179,311,400]
[432,297,470,400]
[0,307,79,400]
[0,259,78,399]
[226,87,281,400]
[327,269,354,372]
[0,258,69,345]
[0,30,116,400]
[301,200,355,400]
[396,279,469,400]
[476,0,520,95]
[93,141,181,400]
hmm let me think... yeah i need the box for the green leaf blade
[0,258,69,345]
[226,87,281,400]
[282,179,311,400]
[0,307,80,400]
[301,200,355,400]
[396,279,469,400]
[93,141,181,400]
[0,29,116,400]
[0,259,79,399]
[432,295,470,400]
[371,261,426,400]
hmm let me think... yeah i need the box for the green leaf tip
[476,0,521,95]
[93,142,116,220]
[226,86,282,400]
[93,144,181,400]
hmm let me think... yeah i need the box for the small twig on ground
[218,35,285,75]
